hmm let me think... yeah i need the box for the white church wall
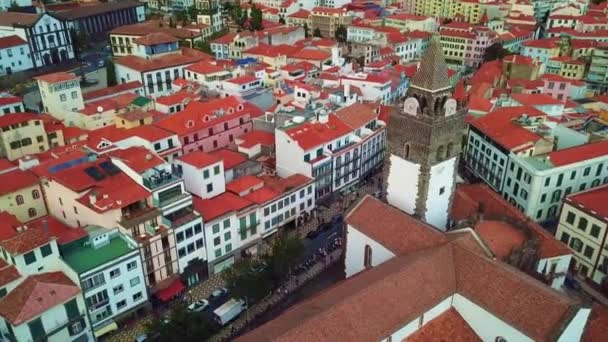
[424,157,456,230]
[386,154,420,216]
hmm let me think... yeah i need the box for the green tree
[303,22,310,38]
[106,58,117,87]
[313,27,322,38]
[187,5,199,20]
[264,235,304,285]
[335,24,347,43]
[176,10,188,25]
[483,42,511,62]
[8,1,20,11]
[145,303,217,342]
[194,40,212,54]
[222,258,273,303]
[250,6,263,31]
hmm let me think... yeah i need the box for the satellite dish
[97,106,103,113]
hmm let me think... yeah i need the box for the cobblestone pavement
[105,171,383,342]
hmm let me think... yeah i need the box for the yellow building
[0,113,51,161]
[36,72,85,122]
[0,169,47,222]
[555,186,608,285]
[309,7,353,39]
[560,59,586,80]
[116,110,155,129]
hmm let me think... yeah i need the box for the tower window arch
[15,195,24,205]
[446,142,454,157]
[28,208,37,218]
[404,143,411,159]
[32,189,40,199]
[436,145,445,162]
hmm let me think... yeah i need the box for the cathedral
[384,34,465,230]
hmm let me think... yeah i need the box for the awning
[94,321,118,338]
[157,278,185,302]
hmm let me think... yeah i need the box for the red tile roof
[186,60,225,74]
[0,261,20,288]
[115,48,210,73]
[288,9,310,19]
[285,115,353,150]
[334,102,378,130]
[154,96,262,136]
[0,169,39,196]
[452,184,571,258]
[134,32,179,46]
[226,175,263,195]
[155,90,198,106]
[346,196,447,255]
[109,147,165,173]
[226,75,260,85]
[27,216,87,245]
[406,308,481,341]
[192,192,253,222]
[583,304,608,342]
[35,72,78,84]
[0,272,80,326]
[565,185,608,220]
[289,48,332,61]
[0,94,22,107]
[209,149,248,170]
[236,131,275,149]
[0,112,39,129]
[512,93,563,106]
[82,81,142,101]
[76,173,151,213]
[475,220,527,259]
[110,19,203,40]
[546,140,608,167]
[522,39,559,49]
[0,35,27,49]
[0,226,54,255]
[470,106,546,150]
[178,151,221,169]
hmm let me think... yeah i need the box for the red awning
[157,278,185,302]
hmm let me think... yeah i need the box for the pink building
[541,74,587,102]
[155,96,263,154]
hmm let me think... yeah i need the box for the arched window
[363,245,372,268]
[32,190,40,199]
[436,145,445,162]
[28,208,37,218]
[592,179,600,187]
[404,143,411,159]
[446,142,454,157]
[15,195,24,205]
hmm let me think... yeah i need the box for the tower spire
[411,34,451,92]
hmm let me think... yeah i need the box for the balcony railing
[143,168,182,190]
[162,210,200,228]
[239,221,260,234]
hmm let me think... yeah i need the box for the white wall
[344,225,395,278]
[558,307,591,342]
[0,43,33,74]
[174,218,206,271]
[177,160,225,199]
[275,129,312,178]
[536,254,571,290]
[386,154,420,217]
[453,293,533,342]
[424,157,456,230]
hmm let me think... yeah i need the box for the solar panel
[99,161,121,175]
[84,166,106,181]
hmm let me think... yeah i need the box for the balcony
[143,167,182,190]
[88,298,110,313]
[120,205,160,228]
[239,221,260,235]
[162,209,200,228]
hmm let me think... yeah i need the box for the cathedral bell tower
[384,34,465,230]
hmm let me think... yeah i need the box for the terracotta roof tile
[565,185,608,219]
[192,193,253,222]
[346,196,447,255]
[134,32,178,46]
[35,72,78,84]
[0,272,80,325]
[178,151,221,169]
[334,102,378,129]
[546,140,608,167]
[0,12,39,27]
[475,220,528,259]
[583,304,608,342]
[109,146,165,173]
[82,80,142,101]
[284,115,352,150]
[0,35,27,49]
[0,226,54,255]
[115,48,210,73]
[209,149,248,170]
[0,169,39,196]
[27,216,87,245]
[470,106,546,150]
[0,262,20,288]
[405,308,481,341]
[236,131,275,148]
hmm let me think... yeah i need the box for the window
[110,268,121,278]
[214,165,220,175]
[212,224,220,234]
[28,208,37,218]
[117,299,127,310]
[591,224,601,239]
[203,169,210,179]
[71,91,78,99]
[24,251,36,265]
[363,245,372,268]
[224,232,231,241]
[207,183,213,192]
[570,238,583,253]
[439,187,445,195]
[28,318,45,341]
[213,237,220,246]
[584,246,594,259]
[566,212,575,225]
[584,167,590,176]
[60,94,66,102]
[578,217,588,231]
[113,284,124,294]
[185,228,193,238]
[215,249,222,258]
[187,243,195,253]
[225,243,232,253]
[32,189,40,199]
[194,223,202,234]
[133,292,143,301]
[130,277,140,287]
[196,238,204,249]
[127,261,137,271]
[176,232,184,242]
[15,195,24,205]
[178,248,186,257]
[40,244,52,257]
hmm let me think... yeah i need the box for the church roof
[410,34,451,92]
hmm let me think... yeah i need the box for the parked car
[331,213,344,225]
[135,334,147,342]
[213,298,247,326]
[209,287,229,303]
[188,299,210,312]
[306,229,320,239]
